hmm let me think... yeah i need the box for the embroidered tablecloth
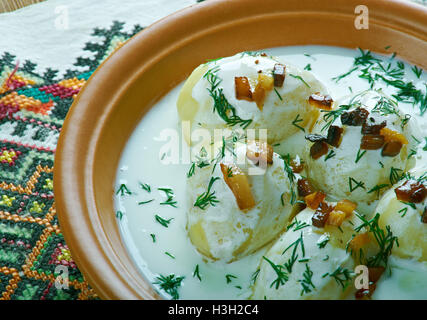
[0,0,424,300]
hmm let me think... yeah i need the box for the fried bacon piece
[246,140,273,166]
[312,202,334,228]
[394,180,427,203]
[326,125,343,147]
[220,163,256,211]
[310,141,329,159]
[361,120,386,135]
[308,93,333,110]
[290,158,304,173]
[327,210,347,227]
[368,267,385,283]
[297,178,315,197]
[305,191,326,210]
[334,199,357,217]
[360,134,385,150]
[380,127,409,145]
[235,76,253,101]
[340,107,369,126]
[273,63,286,87]
[381,141,403,157]
[253,74,274,110]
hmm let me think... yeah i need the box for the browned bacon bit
[361,120,387,135]
[235,77,253,101]
[326,125,343,147]
[273,63,286,87]
[355,282,376,300]
[368,267,385,283]
[341,107,370,126]
[246,140,273,166]
[297,179,315,197]
[312,202,334,228]
[305,191,327,210]
[308,93,333,110]
[260,53,268,57]
[422,207,427,224]
[255,60,259,64]
[290,159,304,173]
[360,134,385,150]
[381,141,403,157]
[394,180,427,203]
[305,134,326,143]
[310,141,329,160]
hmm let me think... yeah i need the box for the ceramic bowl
[54,0,427,299]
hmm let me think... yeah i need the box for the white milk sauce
[114,45,427,300]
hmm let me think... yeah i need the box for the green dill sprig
[281,154,297,205]
[298,264,315,296]
[150,234,156,242]
[153,274,184,300]
[317,234,330,249]
[274,88,283,101]
[193,264,202,281]
[354,213,399,268]
[251,269,260,285]
[320,104,352,131]
[155,214,173,228]
[194,177,220,210]
[138,199,154,205]
[289,74,310,88]
[287,219,310,231]
[349,177,366,192]
[140,182,151,193]
[389,167,404,185]
[355,149,366,163]
[367,184,389,197]
[262,256,289,289]
[204,67,253,129]
[282,232,305,273]
[225,274,237,284]
[292,114,305,132]
[116,184,132,196]
[158,187,178,208]
[116,211,123,220]
[323,266,353,289]
[324,150,336,161]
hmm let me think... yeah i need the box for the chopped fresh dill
[287,219,310,231]
[367,184,389,197]
[411,65,423,79]
[140,182,151,193]
[116,184,132,196]
[354,213,399,267]
[304,63,312,71]
[355,149,366,163]
[194,177,220,210]
[320,104,352,131]
[292,114,305,132]
[251,269,260,285]
[281,154,297,205]
[193,264,202,281]
[399,201,416,209]
[298,264,315,296]
[282,232,305,273]
[398,207,408,218]
[389,167,403,185]
[204,67,253,129]
[407,149,417,159]
[349,177,366,192]
[155,214,173,228]
[325,266,353,289]
[150,233,156,242]
[274,88,283,101]
[116,211,123,220]
[153,274,184,300]
[225,274,237,284]
[262,256,288,289]
[158,187,178,208]
[289,73,310,88]
[187,163,196,178]
[317,234,330,249]
[324,150,336,161]
[165,252,175,259]
[138,199,154,205]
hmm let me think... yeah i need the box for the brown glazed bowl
[54,0,427,300]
